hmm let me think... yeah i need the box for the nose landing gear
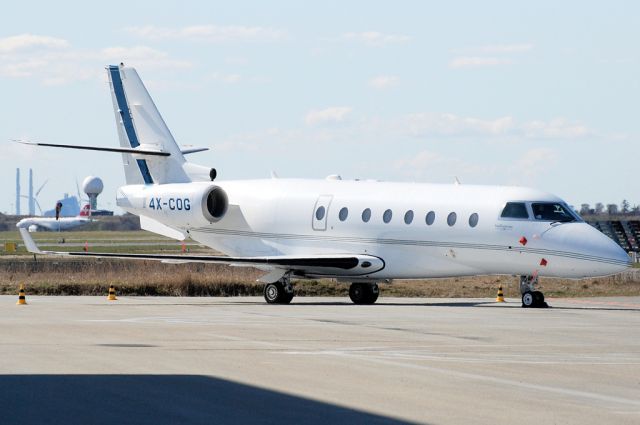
[519,275,548,308]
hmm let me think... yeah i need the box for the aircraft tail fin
[106,64,191,185]
[15,65,216,185]
[78,204,91,217]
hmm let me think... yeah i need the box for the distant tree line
[579,200,640,217]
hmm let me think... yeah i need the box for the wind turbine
[21,179,48,215]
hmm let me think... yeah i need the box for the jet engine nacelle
[117,183,228,228]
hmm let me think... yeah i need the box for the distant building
[43,194,80,217]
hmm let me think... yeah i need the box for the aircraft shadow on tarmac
[94,299,640,311]
[112,300,504,308]
[0,375,419,425]
[286,300,499,307]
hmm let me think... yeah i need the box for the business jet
[17,64,630,308]
[17,204,92,232]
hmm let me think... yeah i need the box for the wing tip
[18,227,43,254]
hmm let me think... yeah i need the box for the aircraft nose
[544,223,631,276]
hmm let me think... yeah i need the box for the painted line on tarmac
[281,350,640,409]
[554,299,640,308]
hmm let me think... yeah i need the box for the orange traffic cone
[16,283,27,305]
[107,285,117,301]
[496,286,505,302]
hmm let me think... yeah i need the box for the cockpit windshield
[531,202,578,222]
[500,202,529,219]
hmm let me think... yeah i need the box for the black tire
[349,283,367,304]
[349,283,379,305]
[281,290,294,304]
[264,282,284,304]
[366,283,380,304]
[532,291,544,306]
[521,291,534,308]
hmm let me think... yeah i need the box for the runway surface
[1,295,639,425]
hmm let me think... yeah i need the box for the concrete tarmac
[0,295,639,425]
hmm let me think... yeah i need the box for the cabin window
[339,207,348,221]
[383,209,393,223]
[469,213,479,227]
[447,212,457,226]
[362,208,371,222]
[501,202,529,219]
[425,211,435,225]
[315,206,326,221]
[531,202,578,222]
[404,210,414,225]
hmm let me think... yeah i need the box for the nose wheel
[519,276,548,308]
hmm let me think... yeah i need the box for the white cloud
[449,43,533,68]
[477,43,534,53]
[407,113,514,137]
[393,150,442,170]
[341,31,411,46]
[368,75,399,89]
[449,56,513,68]
[305,107,353,126]
[509,148,558,181]
[126,25,287,43]
[393,150,497,180]
[0,34,69,53]
[0,35,191,85]
[210,72,242,84]
[208,72,270,85]
[522,118,590,139]
[405,113,590,140]
[101,46,192,69]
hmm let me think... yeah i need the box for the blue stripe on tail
[108,65,153,184]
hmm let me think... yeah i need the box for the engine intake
[203,185,228,222]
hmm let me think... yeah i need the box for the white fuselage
[117,178,630,280]
[16,216,91,232]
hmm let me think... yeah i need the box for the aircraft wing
[18,228,384,278]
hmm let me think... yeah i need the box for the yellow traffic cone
[107,285,117,301]
[496,285,505,302]
[16,283,27,305]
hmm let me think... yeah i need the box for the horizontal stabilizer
[13,140,170,157]
[181,147,209,155]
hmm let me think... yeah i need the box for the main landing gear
[349,282,379,305]
[519,275,548,308]
[264,275,294,304]
[263,277,381,305]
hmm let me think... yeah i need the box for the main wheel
[367,283,380,304]
[264,281,294,304]
[521,291,534,308]
[349,283,367,304]
[349,283,379,305]
[264,282,284,304]
[280,290,294,304]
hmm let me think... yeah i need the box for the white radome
[82,176,104,195]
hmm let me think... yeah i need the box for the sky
[1,0,638,215]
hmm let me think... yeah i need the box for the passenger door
[312,195,333,231]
